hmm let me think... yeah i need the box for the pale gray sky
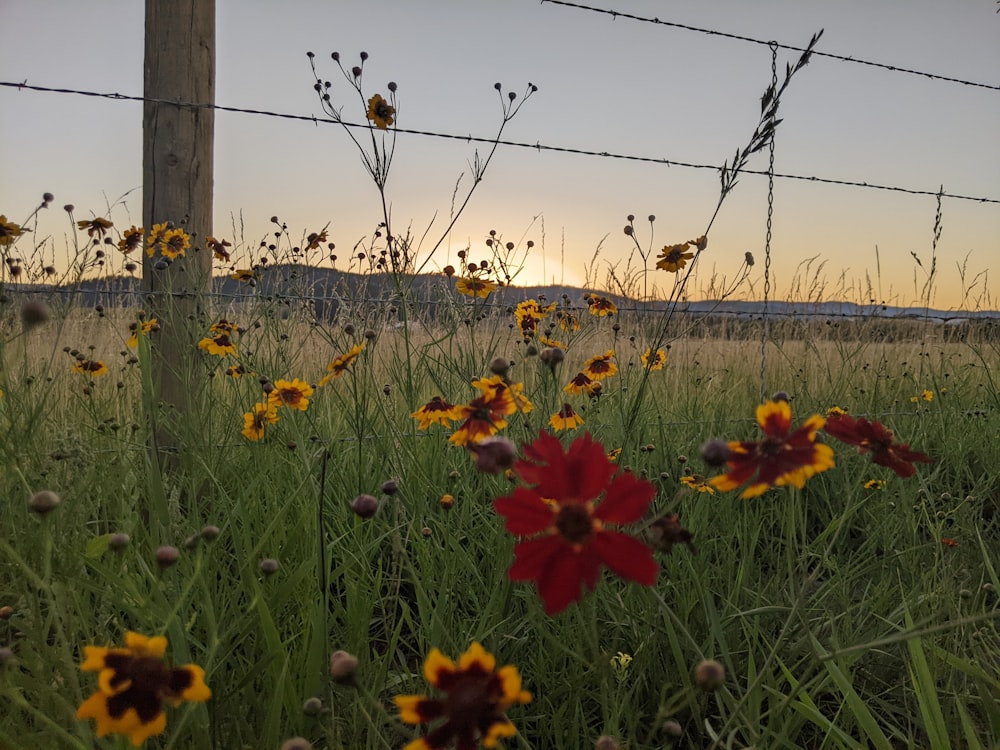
[2,0,998,308]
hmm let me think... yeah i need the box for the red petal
[591,531,659,586]
[595,471,655,524]
[494,488,555,535]
[535,544,587,615]
[507,536,562,583]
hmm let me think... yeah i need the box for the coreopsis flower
[127,319,159,348]
[207,236,232,261]
[708,400,835,498]
[305,230,327,250]
[640,347,667,371]
[198,332,236,358]
[910,389,934,403]
[366,93,396,130]
[582,351,618,381]
[209,319,237,335]
[0,215,25,245]
[394,642,531,750]
[656,242,694,273]
[558,311,580,332]
[230,269,257,283]
[549,403,584,431]
[538,336,565,350]
[268,378,313,412]
[680,475,715,494]
[118,226,144,255]
[691,234,708,251]
[73,359,108,376]
[411,396,461,430]
[494,431,659,614]
[242,402,279,440]
[586,295,617,316]
[77,217,113,239]
[823,413,933,478]
[564,372,598,396]
[456,277,497,299]
[318,343,364,386]
[449,378,517,447]
[863,479,885,490]
[826,406,848,417]
[76,631,210,747]
[513,300,556,339]
[160,228,190,260]
[147,223,169,256]
[225,363,247,378]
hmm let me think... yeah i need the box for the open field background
[2,284,999,749]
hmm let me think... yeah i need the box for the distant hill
[6,264,998,324]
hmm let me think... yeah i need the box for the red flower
[493,431,658,615]
[708,400,834,498]
[823,413,933,478]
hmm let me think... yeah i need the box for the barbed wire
[3,80,998,205]
[6,283,997,324]
[540,0,1000,92]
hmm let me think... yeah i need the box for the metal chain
[760,42,778,404]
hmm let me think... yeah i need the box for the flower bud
[155,545,179,569]
[330,650,359,684]
[259,558,280,576]
[694,659,725,691]
[350,494,378,519]
[29,490,61,515]
[539,347,564,369]
[468,436,517,475]
[303,697,323,715]
[700,439,731,467]
[280,738,313,750]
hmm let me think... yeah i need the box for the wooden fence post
[142,0,215,464]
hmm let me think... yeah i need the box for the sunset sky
[2,0,998,309]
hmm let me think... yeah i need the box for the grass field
[1,282,998,749]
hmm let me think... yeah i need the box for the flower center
[555,504,595,544]
[444,672,499,727]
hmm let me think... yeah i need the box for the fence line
[3,79,998,206]
[7,283,997,324]
[541,0,1000,92]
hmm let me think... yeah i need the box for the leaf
[85,533,111,559]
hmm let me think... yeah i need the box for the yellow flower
[558,311,580,331]
[564,371,597,396]
[77,217,113,239]
[207,236,232,261]
[147,222,169,256]
[656,242,694,273]
[0,215,25,246]
[230,269,257,283]
[305,230,327,250]
[582,350,618,380]
[411,396,461,430]
[680,475,716,494]
[127,319,158,348]
[586,294,617,316]
[863,479,885,490]
[394,643,531,750]
[549,403,584,431]
[117,226,144,254]
[269,378,314,411]
[641,347,667,371]
[198,333,236,358]
[318,343,364,386]
[160,228,190,259]
[366,93,396,130]
[73,359,108,376]
[242,402,279,440]
[826,406,848,417]
[456,277,497,299]
[76,631,210,747]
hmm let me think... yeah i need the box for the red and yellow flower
[656,242,694,273]
[708,400,834,498]
[456,277,497,299]
[411,396,462,430]
[319,343,365,386]
[242,402,279,441]
[549,403,584,431]
[366,93,396,130]
[394,642,531,750]
[76,631,210,747]
[268,378,313,412]
[582,350,618,381]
